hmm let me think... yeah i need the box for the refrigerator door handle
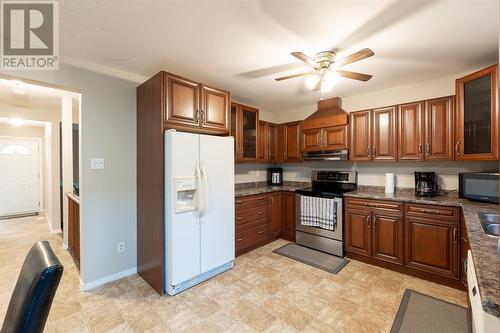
[196,162,204,215]
[200,162,208,216]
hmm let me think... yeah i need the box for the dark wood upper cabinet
[398,102,424,160]
[257,121,279,162]
[280,121,302,162]
[350,110,372,161]
[230,103,240,159]
[302,128,322,152]
[241,105,258,160]
[425,96,454,160]
[371,211,403,265]
[232,103,259,161]
[323,126,348,151]
[456,64,498,160]
[372,107,398,161]
[258,121,267,161]
[268,123,278,162]
[165,74,200,128]
[302,126,348,152]
[164,72,230,135]
[200,85,230,133]
[345,208,372,257]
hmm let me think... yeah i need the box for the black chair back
[1,241,64,333]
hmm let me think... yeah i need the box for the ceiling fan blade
[336,70,373,82]
[275,71,316,81]
[290,52,316,67]
[335,48,374,67]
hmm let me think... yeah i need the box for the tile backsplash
[235,160,499,190]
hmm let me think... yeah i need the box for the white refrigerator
[164,130,234,295]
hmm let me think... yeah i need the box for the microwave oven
[458,172,499,204]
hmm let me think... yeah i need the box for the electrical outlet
[90,158,105,170]
[117,242,125,253]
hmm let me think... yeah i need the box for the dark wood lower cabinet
[346,199,462,289]
[372,212,404,265]
[235,191,291,256]
[460,213,470,287]
[405,216,459,279]
[269,192,282,237]
[67,194,80,270]
[281,192,296,241]
[345,208,372,257]
[345,200,404,265]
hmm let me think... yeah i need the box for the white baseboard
[80,266,138,291]
[50,228,62,234]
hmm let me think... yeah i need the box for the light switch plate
[90,158,105,170]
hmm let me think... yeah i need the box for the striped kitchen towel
[300,195,337,231]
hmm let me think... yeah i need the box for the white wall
[3,64,137,286]
[235,163,270,183]
[280,160,498,190]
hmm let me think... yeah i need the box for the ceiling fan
[275,48,374,93]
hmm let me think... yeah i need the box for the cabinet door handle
[194,109,200,123]
[258,231,264,234]
[453,228,458,243]
[258,211,264,214]
[455,141,462,157]
[372,146,376,157]
[200,110,205,124]
[418,144,423,159]
[366,215,371,228]
[372,216,376,229]
[235,200,243,204]
[237,238,243,242]
[367,146,371,158]
[236,217,243,220]
[426,143,431,156]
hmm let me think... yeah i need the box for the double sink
[479,213,500,237]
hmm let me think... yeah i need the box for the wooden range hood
[302,97,348,130]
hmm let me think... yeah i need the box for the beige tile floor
[0,215,468,332]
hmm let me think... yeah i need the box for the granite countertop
[234,181,310,197]
[345,189,500,317]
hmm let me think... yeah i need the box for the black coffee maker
[267,168,283,186]
[415,172,438,197]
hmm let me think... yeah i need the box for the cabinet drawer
[235,194,269,211]
[405,203,458,221]
[235,205,268,225]
[236,223,268,252]
[346,198,403,212]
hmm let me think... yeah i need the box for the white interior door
[165,131,201,286]
[199,134,235,273]
[0,138,41,217]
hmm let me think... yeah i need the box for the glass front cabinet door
[456,64,498,160]
[231,102,259,161]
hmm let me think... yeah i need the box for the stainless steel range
[295,171,357,257]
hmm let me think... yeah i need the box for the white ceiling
[59,0,499,111]
[0,78,79,109]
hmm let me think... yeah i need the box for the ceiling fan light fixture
[320,71,339,92]
[305,75,320,89]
